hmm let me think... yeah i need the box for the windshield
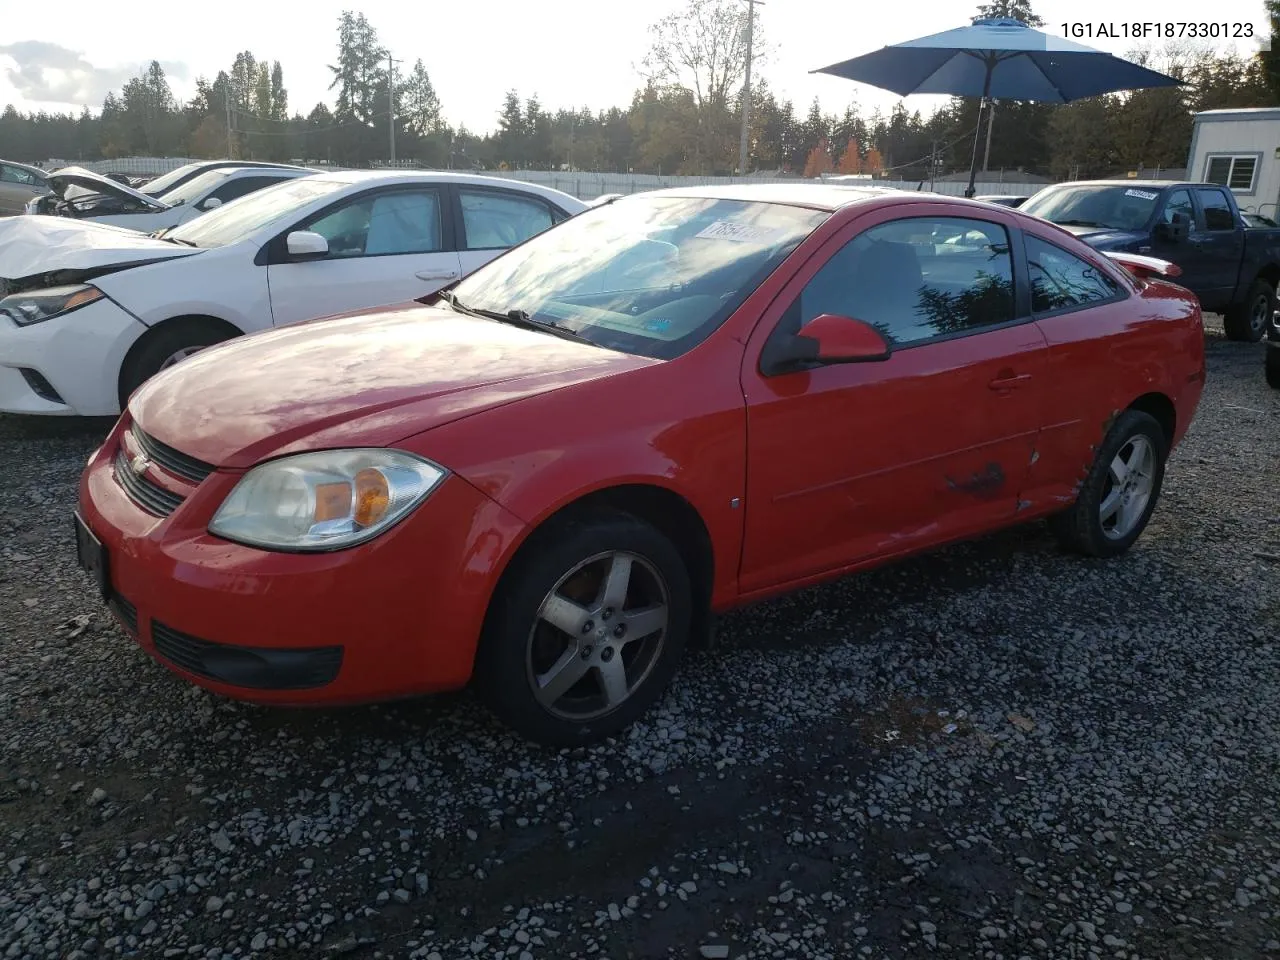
[1021,185,1160,231]
[141,163,203,197]
[159,169,236,207]
[448,196,828,359]
[166,177,344,249]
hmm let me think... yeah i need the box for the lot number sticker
[1124,189,1159,200]
[695,220,786,244]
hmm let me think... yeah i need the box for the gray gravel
[1,316,1277,959]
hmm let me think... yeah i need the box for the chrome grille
[114,451,185,517]
[130,427,214,485]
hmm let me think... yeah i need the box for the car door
[1015,230,1139,508]
[454,185,567,276]
[737,207,1049,594]
[1189,187,1245,306]
[0,164,46,215]
[1149,188,1208,288]
[265,185,462,327]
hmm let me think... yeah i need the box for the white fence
[48,156,1051,201]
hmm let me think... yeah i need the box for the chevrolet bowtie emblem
[130,454,152,477]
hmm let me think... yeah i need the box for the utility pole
[224,83,234,158]
[982,99,996,174]
[929,139,938,191]
[387,54,402,166]
[738,0,764,177]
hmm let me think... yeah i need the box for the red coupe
[75,185,1205,745]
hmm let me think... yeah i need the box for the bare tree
[639,0,770,172]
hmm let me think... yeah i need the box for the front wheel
[118,319,235,409]
[1266,345,1280,389]
[1223,279,1275,343]
[1048,410,1167,558]
[475,512,691,746]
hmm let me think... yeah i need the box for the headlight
[0,284,104,327]
[209,449,446,552]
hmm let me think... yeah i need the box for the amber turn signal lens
[65,287,104,311]
[353,469,390,527]
[313,481,352,523]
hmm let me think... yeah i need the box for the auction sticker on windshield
[1124,189,1159,200]
[695,221,787,244]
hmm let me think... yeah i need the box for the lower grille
[19,369,64,404]
[109,595,138,636]
[151,620,343,691]
[114,451,185,517]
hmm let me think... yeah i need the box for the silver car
[0,160,48,216]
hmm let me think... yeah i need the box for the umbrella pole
[964,58,995,199]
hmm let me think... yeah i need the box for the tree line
[1,0,1278,181]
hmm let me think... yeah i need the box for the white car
[0,170,586,416]
[24,165,314,232]
[134,160,314,201]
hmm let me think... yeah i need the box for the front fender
[407,359,748,607]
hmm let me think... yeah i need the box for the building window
[1204,154,1258,192]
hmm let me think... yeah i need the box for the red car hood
[130,303,655,469]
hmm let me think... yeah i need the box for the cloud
[0,41,188,108]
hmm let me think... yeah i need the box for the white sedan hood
[47,166,170,211]
[0,215,200,284]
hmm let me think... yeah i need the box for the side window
[1161,189,1195,229]
[1026,235,1120,314]
[459,189,554,250]
[304,189,442,259]
[207,175,288,206]
[1196,189,1235,231]
[0,164,39,186]
[791,216,1015,346]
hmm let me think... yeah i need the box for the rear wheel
[1223,279,1274,342]
[118,318,236,409]
[475,512,691,746]
[1048,410,1166,559]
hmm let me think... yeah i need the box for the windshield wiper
[438,291,593,344]
[1055,219,1109,228]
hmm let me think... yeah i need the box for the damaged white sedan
[0,169,585,416]
[24,165,313,233]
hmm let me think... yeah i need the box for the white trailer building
[1187,107,1280,220]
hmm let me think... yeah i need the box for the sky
[0,0,1271,135]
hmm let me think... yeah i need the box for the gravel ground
[1,316,1277,960]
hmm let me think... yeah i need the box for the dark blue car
[1021,180,1280,343]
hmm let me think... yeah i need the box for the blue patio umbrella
[812,17,1183,197]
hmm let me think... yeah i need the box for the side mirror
[286,230,329,260]
[1157,211,1188,243]
[761,313,892,375]
[200,196,223,211]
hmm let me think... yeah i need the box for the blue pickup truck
[1020,180,1280,342]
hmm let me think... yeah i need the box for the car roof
[1038,180,1179,190]
[1,159,46,176]
[634,182,910,211]
[303,169,586,207]
[209,165,317,179]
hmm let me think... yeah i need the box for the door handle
[989,372,1032,391]
[416,268,460,281]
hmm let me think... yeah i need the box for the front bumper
[76,418,528,705]
[0,296,146,416]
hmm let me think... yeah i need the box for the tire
[118,319,236,409]
[1048,409,1167,559]
[1266,345,1280,390]
[1223,278,1274,342]
[475,511,692,746]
